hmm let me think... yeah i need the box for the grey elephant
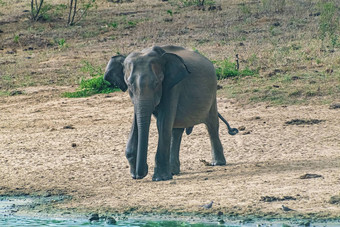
[104,45,238,181]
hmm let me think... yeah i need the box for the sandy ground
[0,86,339,219]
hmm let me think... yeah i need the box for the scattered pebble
[330,103,340,109]
[238,126,246,131]
[89,213,99,222]
[106,216,116,225]
[329,195,340,204]
[218,218,225,224]
[199,159,212,166]
[9,90,23,96]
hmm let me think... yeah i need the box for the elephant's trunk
[135,101,153,179]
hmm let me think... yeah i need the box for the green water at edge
[2,215,340,227]
[1,197,339,226]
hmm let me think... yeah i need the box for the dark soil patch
[260,196,296,202]
[299,173,323,179]
[285,119,325,125]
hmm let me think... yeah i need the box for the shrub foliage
[63,61,118,98]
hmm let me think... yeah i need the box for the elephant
[104,45,238,181]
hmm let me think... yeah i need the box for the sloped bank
[1,194,339,226]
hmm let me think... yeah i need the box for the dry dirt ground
[0,86,340,220]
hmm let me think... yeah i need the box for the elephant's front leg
[152,119,174,181]
[125,114,140,179]
[170,128,184,175]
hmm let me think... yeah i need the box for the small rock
[329,195,340,204]
[71,143,77,147]
[272,21,281,27]
[199,159,212,166]
[89,213,99,222]
[63,125,75,129]
[330,103,340,109]
[326,68,333,74]
[9,90,23,96]
[309,12,320,17]
[218,218,225,224]
[106,216,117,225]
[217,211,223,216]
[238,126,246,131]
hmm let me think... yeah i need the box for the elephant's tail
[218,112,239,135]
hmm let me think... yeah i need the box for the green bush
[62,61,118,98]
[213,59,257,80]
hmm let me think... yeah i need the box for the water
[2,216,340,227]
[0,215,235,226]
[1,197,339,226]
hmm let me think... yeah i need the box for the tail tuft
[218,112,238,136]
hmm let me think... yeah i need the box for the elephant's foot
[170,160,180,175]
[131,164,148,179]
[152,174,173,181]
[211,160,226,166]
[211,153,226,166]
[171,165,180,175]
[152,168,173,181]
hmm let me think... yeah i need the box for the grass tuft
[214,59,258,80]
[62,61,118,98]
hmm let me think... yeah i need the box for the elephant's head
[104,46,190,179]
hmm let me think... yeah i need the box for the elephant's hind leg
[170,128,184,175]
[205,103,226,166]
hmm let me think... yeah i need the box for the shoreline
[1,194,339,225]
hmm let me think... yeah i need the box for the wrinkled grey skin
[104,45,238,181]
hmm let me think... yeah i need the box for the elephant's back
[162,46,218,127]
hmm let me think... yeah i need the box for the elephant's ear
[161,53,190,90]
[104,55,127,92]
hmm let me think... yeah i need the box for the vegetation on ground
[214,58,258,79]
[0,0,339,104]
[62,61,118,98]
